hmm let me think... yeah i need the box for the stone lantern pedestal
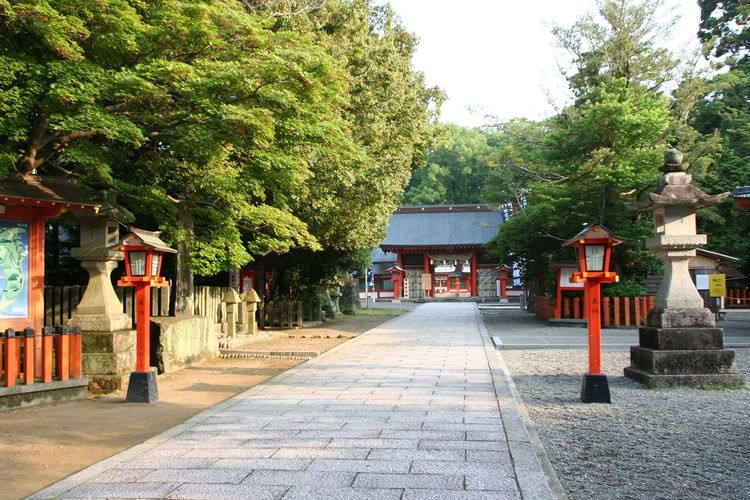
[625,151,744,388]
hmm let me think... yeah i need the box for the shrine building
[365,204,510,300]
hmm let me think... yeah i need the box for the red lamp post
[496,265,511,302]
[564,223,623,403]
[117,227,176,403]
[387,264,405,302]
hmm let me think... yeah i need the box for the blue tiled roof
[380,205,504,249]
[733,186,750,199]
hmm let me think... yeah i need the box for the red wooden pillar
[3,329,19,388]
[23,328,35,385]
[555,269,563,319]
[470,253,478,297]
[69,326,82,379]
[41,326,53,383]
[587,280,603,375]
[54,326,70,381]
[135,284,152,373]
[423,254,431,298]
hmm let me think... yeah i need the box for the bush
[602,280,647,297]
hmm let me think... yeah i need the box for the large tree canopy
[486,0,689,292]
[1,0,440,300]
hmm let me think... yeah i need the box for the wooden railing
[558,295,655,328]
[1,326,83,388]
[727,288,750,308]
[44,285,171,328]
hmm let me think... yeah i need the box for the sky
[385,0,704,128]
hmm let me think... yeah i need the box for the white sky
[385,0,704,127]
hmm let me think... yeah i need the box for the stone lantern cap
[243,289,261,303]
[627,149,730,212]
[222,288,242,303]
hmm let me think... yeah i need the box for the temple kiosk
[0,175,100,407]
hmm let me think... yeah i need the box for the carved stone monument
[625,150,744,387]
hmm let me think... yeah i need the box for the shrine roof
[733,186,750,199]
[379,204,503,250]
[0,175,100,211]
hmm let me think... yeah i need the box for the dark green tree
[487,0,687,293]
[693,0,750,273]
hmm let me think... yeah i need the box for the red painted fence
[727,288,750,307]
[559,295,655,328]
[1,326,83,388]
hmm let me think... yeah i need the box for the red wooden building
[364,205,512,300]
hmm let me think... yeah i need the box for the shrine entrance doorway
[433,273,470,297]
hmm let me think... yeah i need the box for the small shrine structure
[375,204,510,300]
[0,175,100,408]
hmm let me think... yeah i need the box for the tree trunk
[174,202,194,317]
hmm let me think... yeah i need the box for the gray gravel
[483,311,750,500]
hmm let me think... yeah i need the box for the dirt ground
[0,313,397,499]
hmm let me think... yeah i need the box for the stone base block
[0,379,89,411]
[629,346,736,375]
[639,327,725,350]
[647,308,715,328]
[70,313,132,332]
[82,329,136,394]
[87,374,130,394]
[580,374,611,403]
[624,367,745,388]
[126,369,159,403]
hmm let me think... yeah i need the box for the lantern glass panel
[129,251,147,276]
[151,252,161,277]
[584,244,606,272]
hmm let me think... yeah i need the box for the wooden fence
[42,285,325,330]
[44,285,172,328]
[727,288,750,308]
[559,295,655,328]
[1,326,83,388]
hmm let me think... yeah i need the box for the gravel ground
[483,311,750,500]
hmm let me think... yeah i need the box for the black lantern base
[580,373,611,403]
[126,369,159,403]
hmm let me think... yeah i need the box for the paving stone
[212,458,312,471]
[166,483,288,499]
[353,473,463,490]
[140,467,250,484]
[282,486,403,500]
[114,458,217,470]
[366,449,465,461]
[328,438,419,449]
[411,460,514,477]
[272,447,371,459]
[243,470,356,487]
[307,459,411,473]
[418,440,508,451]
[182,447,276,459]
[59,482,181,498]
[464,471,519,492]
[402,489,516,500]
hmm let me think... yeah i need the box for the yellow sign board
[709,274,726,298]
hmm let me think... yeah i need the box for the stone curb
[475,304,568,500]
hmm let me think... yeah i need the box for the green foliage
[0,0,439,298]
[403,125,495,205]
[487,1,688,292]
[602,280,648,297]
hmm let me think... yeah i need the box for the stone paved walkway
[32,303,557,499]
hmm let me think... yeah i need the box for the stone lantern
[69,192,135,393]
[625,150,744,387]
[242,288,261,335]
